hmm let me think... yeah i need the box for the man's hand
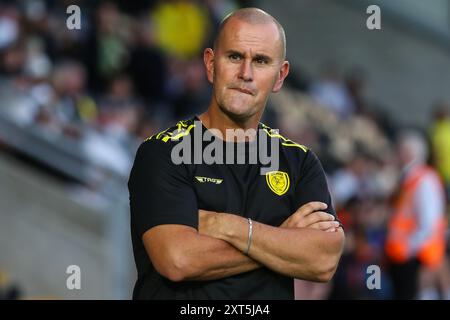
[280,202,339,232]
[197,204,345,281]
[199,202,340,239]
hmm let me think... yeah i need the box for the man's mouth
[230,87,255,95]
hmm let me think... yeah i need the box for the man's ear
[204,48,214,84]
[272,60,290,93]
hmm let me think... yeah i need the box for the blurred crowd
[278,81,450,300]
[0,0,249,178]
[1,0,450,300]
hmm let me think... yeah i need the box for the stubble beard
[216,90,261,125]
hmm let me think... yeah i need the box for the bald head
[214,8,286,60]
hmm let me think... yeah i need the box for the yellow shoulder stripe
[170,124,196,141]
[144,120,195,143]
[144,126,171,142]
[281,142,308,152]
[261,127,307,152]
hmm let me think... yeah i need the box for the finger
[287,211,333,228]
[328,221,340,230]
[297,202,328,217]
[309,221,340,231]
[303,211,335,226]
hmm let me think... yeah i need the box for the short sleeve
[293,150,338,219]
[128,140,198,239]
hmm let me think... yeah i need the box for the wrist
[244,218,253,255]
[219,214,250,248]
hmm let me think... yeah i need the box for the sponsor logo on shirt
[195,176,223,185]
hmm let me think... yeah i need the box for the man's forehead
[219,19,282,56]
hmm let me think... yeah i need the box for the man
[128,8,345,299]
[385,130,447,299]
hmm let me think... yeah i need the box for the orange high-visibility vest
[385,165,447,269]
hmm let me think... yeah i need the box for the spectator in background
[328,150,396,299]
[41,0,92,62]
[330,153,374,209]
[35,60,96,136]
[0,4,20,52]
[86,1,131,93]
[345,67,368,116]
[97,73,142,144]
[385,130,447,299]
[310,62,355,119]
[171,58,211,119]
[1,42,25,79]
[330,196,392,299]
[127,17,168,107]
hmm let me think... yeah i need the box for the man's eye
[255,58,268,64]
[229,54,241,61]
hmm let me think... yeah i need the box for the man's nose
[238,59,253,82]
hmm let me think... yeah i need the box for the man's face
[204,19,289,122]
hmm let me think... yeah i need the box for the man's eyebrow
[224,50,273,62]
[253,54,272,62]
[224,49,244,56]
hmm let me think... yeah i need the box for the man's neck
[198,105,261,142]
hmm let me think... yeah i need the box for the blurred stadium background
[1,0,450,299]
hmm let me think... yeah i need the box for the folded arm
[142,202,338,282]
[199,203,345,282]
[143,224,261,282]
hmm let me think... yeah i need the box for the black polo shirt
[128,117,336,299]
